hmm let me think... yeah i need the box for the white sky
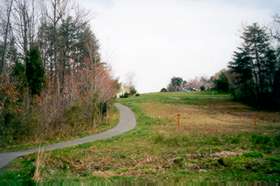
[79,0,280,93]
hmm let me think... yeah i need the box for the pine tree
[213,72,229,92]
[26,46,45,96]
[229,23,277,107]
[12,61,26,94]
[273,47,280,107]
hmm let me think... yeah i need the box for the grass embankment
[0,105,119,152]
[1,92,280,185]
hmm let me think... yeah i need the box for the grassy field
[1,92,280,185]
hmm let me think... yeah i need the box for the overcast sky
[79,0,280,93]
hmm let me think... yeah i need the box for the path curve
[0,103,136,169]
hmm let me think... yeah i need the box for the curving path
[0,103,136,169]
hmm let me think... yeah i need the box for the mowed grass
[1,91,280,185]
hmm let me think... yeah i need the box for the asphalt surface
[0,103,136,169]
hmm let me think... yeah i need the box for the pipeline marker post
[176,113,181,129]
[253,114,257,127]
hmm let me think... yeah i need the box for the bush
[243,151,263,158]
[200,86,206,91]
[0,110,21,145]
[120,92,129,98]
[251,134,271,145]
[0,77,25,145]
[135,93,140,97]
[273,134,280,147]
[160,88,168,92]
[129,86,137,95]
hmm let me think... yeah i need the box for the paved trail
[0,103,136,169]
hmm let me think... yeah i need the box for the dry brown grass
[42,140,170,178]
[23,95,280,180]
[33,147,45,182]
[141,102,280,135]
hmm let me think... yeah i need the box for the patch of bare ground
[186,150,244,159]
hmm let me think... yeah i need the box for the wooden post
[176,113,181,129]
[253,114,257,126]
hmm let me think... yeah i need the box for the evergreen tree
[12,61,26,94]
[229,23,277,107]
[213,72,229,92]
[273,47,280,107]
[26,46,45,96]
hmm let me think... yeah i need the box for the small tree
[213,72,229,92]
[167,77,184,92]
[200,86,206,91]
[129,86,137,96]
[26,46,45,96]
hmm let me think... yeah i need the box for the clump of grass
[224,135,241,144]
[153,134,190,147]
[250,134,280,153]
[0,158,36,185]
[243,151,263,158]
[266,156,280,174]
[251,134,271,145]
[273,134,280,147]
[153,134,164,144]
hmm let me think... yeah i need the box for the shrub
[224,135,241,144]
[120,92,129,98]
[200,86,206,91]
[243,151,263,158]
[251,134,271,145]
[160,88,168,93]
[129,86,137,95]
[273,134,280,147]
[0,76,25,145]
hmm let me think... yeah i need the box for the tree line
[0,0,119,145]
[163,16,280,109]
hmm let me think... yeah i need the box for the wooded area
[0,0,119,146]
[229,21,280,108]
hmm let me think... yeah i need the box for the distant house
[117,85,131,98]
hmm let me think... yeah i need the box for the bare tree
[272,14,280,42]
[0,0,14,74]
[12,0,37,61]
[49,0,69,94]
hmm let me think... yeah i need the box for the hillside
[1,92,280,184]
